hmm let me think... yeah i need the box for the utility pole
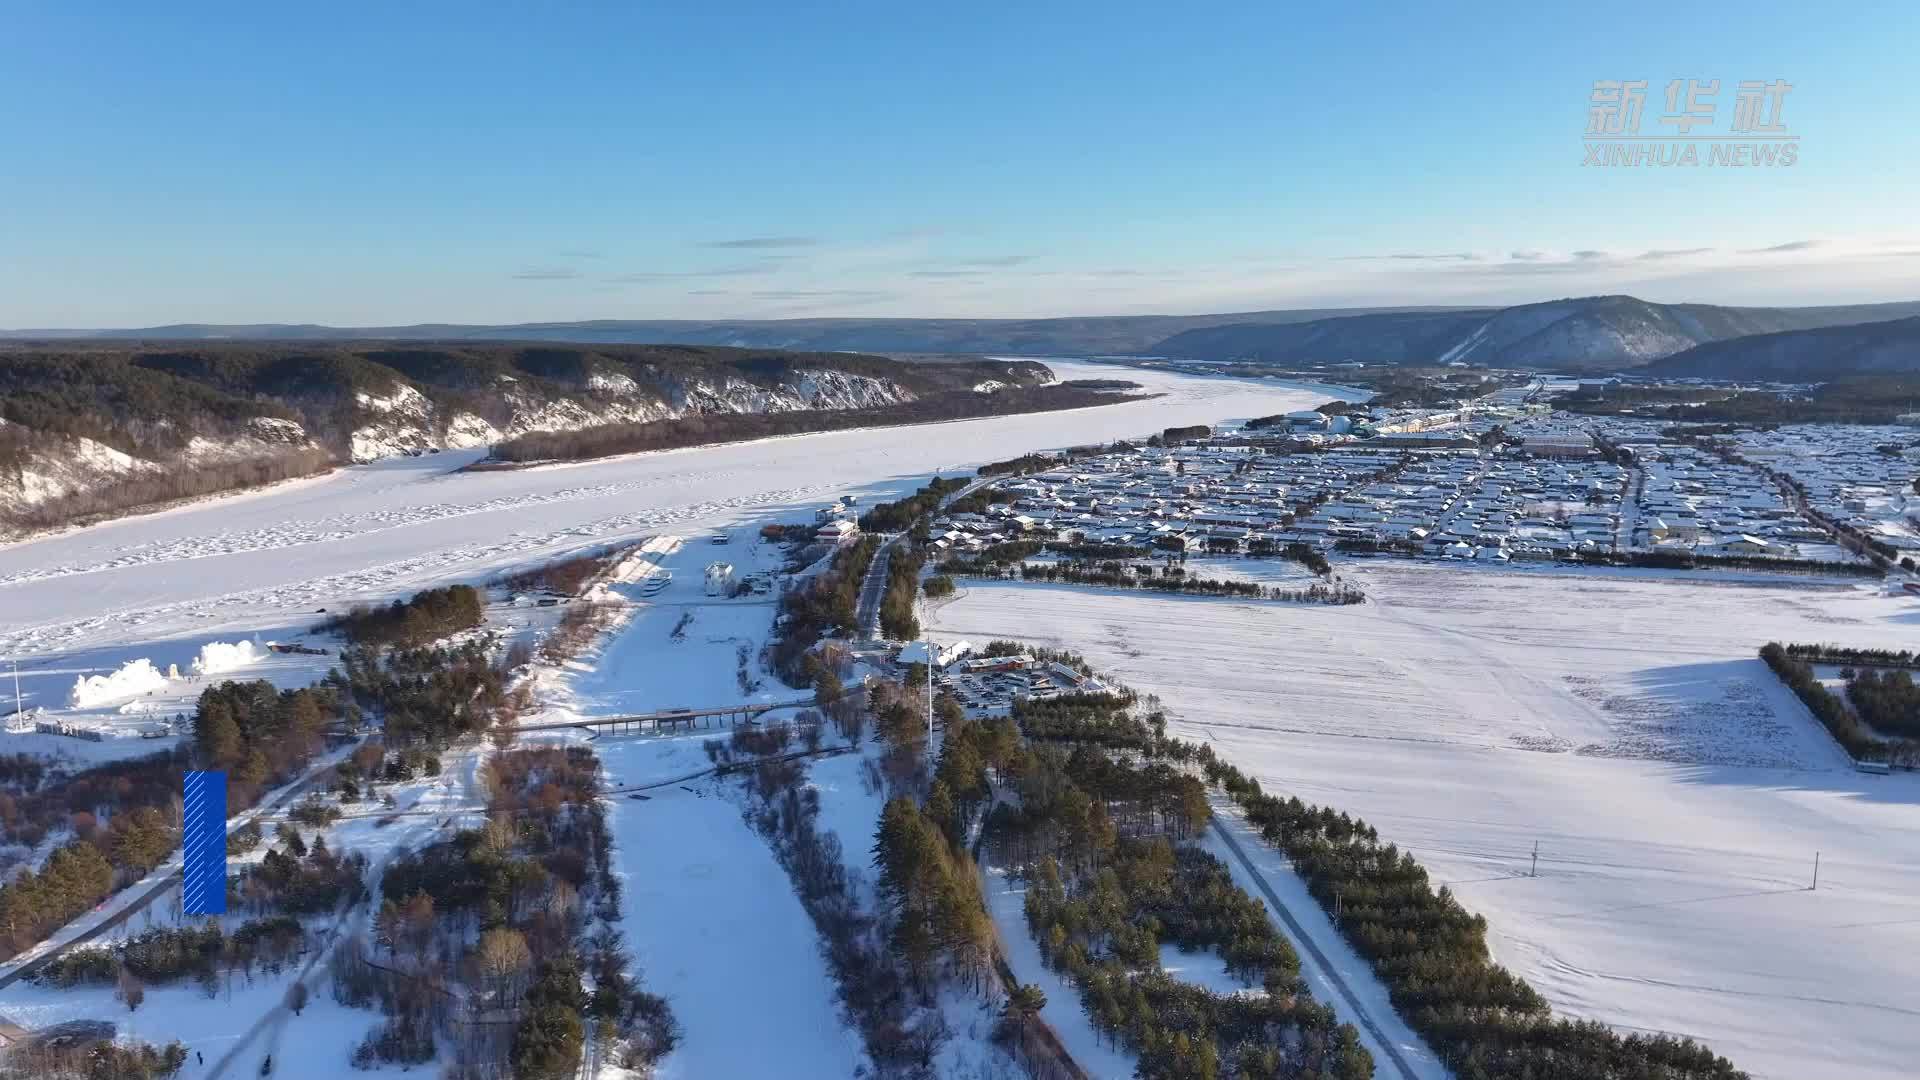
[1530,840,1539,878]
[1812,851,1821,891]
[9,659,20,725]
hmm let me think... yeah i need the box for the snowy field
[564,532,790,717]
[600,754,867,1080]
[926,564,1920,1080]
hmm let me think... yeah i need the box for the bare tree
[475,927,533,1002]
[116,966,145,1013]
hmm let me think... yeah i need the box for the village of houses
[904,385,1920,572]
[786,382,1920,719]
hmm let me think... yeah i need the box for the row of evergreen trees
[34,913,307,991]
[347,744,672,1078]
[1758,642,1896,762]
[880,545,926,640]
[772,534,880,682]
[1007,560,1364,604]
[872,796,996,990]
[992,667,1755,1080]
[1841,667,1920,740]
[979,701,1373,1080]
[192,680,336,804]
[1780,642,1920,666]
[321,584,486,650]
[1023,846,1371,1080]
[860,475,972,533]
[333,636,515,746]
[2,671,357,964]
[0,768,184,961]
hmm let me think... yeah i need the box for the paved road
[855,542,894,640]
[855,474,1000,641]
[1211,817,1423,1080]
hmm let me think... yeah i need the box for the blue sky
[3,2,1916,326]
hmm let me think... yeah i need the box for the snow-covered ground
[0,738,489,1078]
[537,541,1021,1077]
[521,533,864,1079]
[564,533,788,717]
[981,865,1138,1080]
[17,356,1916,1078]
[925,564,1920,1080]
[2,631,337,762]
[0,362,1326,675]
[0,359,1309,738]
[600,754,867,1080]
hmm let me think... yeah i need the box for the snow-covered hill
[1,344,1042,538]
[338,365,913,462]
[1156,295,1920,370]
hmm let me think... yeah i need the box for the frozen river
[0,361,1329,712]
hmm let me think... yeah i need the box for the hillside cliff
[0,344,1050,537]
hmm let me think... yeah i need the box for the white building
[898,640,972,668]
[815,519,860,547]
[1522,434,1595,458]
[704,561,736,595]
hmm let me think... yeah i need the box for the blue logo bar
[182,771,227,915]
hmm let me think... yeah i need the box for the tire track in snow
[0,483,832,657]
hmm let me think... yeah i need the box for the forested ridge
[0,342,1043,461]
[0,342,1055,536]
[486,382,1133,465]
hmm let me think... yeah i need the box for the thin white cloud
[1336,251,1480,262]
[700,236,821,250]
[511,266,583,281]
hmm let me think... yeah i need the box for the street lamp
[922,640,934,742]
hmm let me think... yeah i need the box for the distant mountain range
[0,307,1467,358]
[1151,296,1920,371]
[1642,315,1920,379]
[7,294,1920,374]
